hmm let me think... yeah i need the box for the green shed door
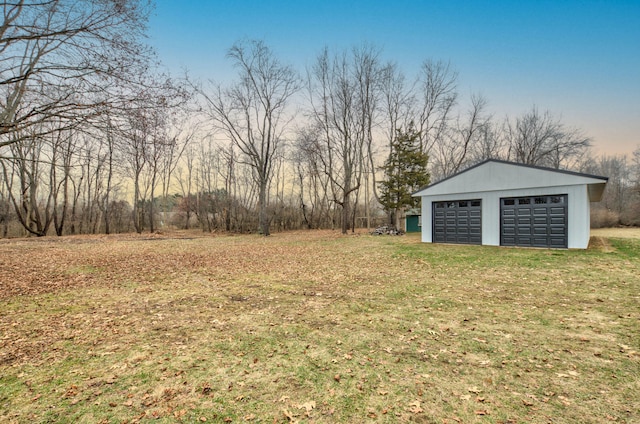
[406,215,421,232]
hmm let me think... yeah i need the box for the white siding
[419,184,592,249]
[414,160,607,198]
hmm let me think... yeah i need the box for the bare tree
[50,126,76,236]
[158,116,196,227]
[306,45,381,234]
[431,94,491,179]
[469,120,505,164]
[379,62,414,157]
[1,126,54,236]
[415,60,458,154]
[122,109,150,233]
[176,143,197,229]
[504,107,591,168]
[197,40,299,236]
[632,146,640,189]
[293,126,333,229]
[0,0,154,149]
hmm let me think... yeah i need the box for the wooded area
[1,0,639,238]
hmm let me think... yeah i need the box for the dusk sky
[148,0,640,156]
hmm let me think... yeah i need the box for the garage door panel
[501,195,568,248]
[533,237,548,245]
[432,200,482,245]
[517,226,531,235]
[518,237,532,245]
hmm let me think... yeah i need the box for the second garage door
[500,195,568,248]
[433,199,482,244]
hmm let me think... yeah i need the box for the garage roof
[413,159,608,201]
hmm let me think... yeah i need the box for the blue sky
[148,0,640,155]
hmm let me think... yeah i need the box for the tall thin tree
[198,40,299,235]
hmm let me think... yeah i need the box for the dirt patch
[588,236,616,252]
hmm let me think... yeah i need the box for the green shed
[405,209,421,233]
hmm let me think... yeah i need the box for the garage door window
[433,199,482,245]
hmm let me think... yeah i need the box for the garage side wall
[419,184,590,248]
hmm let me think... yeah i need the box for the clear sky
[148,0,640,156]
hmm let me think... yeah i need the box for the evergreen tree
[379,125,430,229]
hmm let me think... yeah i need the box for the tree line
[1,1,638,238]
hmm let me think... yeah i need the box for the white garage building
[412,160,608,249]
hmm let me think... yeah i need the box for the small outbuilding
[405,208,422,233]
[412,159,608,249]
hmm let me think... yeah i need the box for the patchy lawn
[0,229,638,423]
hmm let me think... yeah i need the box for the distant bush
[591,208,620,228]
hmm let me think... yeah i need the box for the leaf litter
[0,229,639,423]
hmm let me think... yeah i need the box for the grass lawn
[0,229,638,423]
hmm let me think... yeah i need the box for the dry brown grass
[0,229,638,423]
[592,227,640,239]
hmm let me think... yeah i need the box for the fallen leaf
[282,409,296,422]
[298,400,316,413]
[408,400,423,413]
[558,395,571,406]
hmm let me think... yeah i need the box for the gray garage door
[433,199,482,244]
[500,195,568,248]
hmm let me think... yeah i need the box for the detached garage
[412,160,608,249]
